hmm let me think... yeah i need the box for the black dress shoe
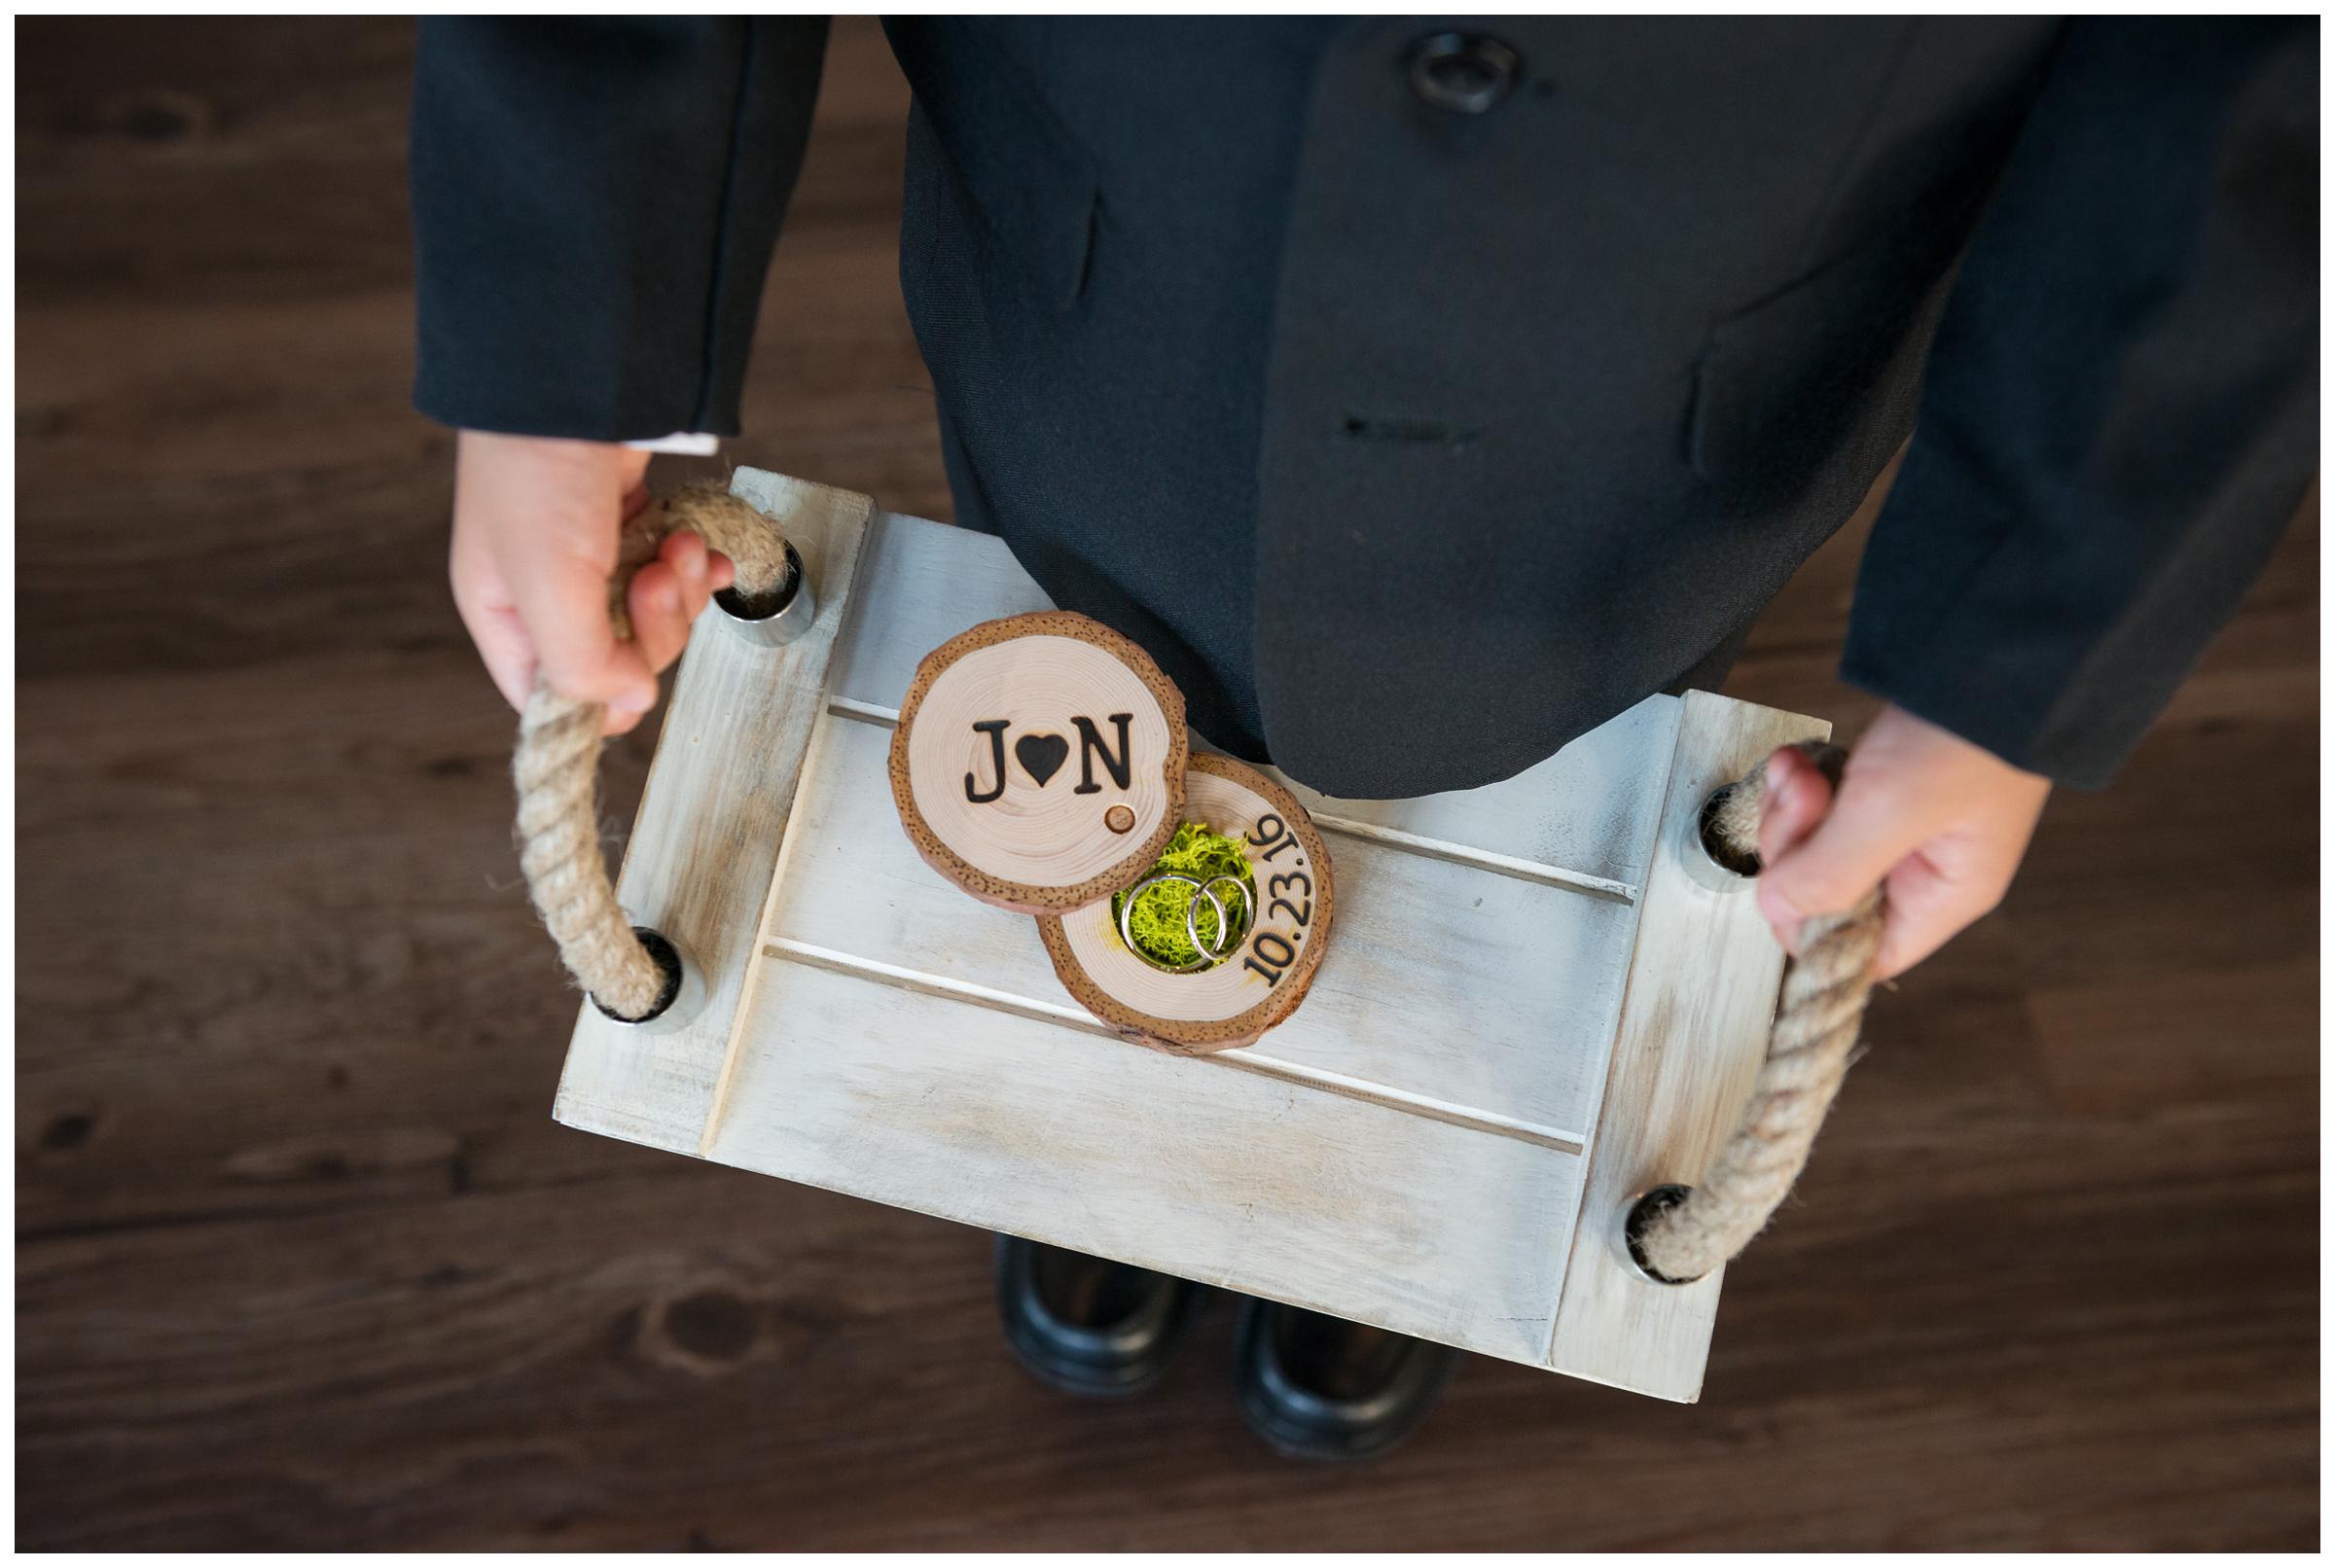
[994,1234,1199,1397]
[1234,1299,1458,1461]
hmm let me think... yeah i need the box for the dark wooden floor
[16,18,2318,1550]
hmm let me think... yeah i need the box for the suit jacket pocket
[1688,224,1962,517]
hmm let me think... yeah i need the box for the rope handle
[513,485,799,1021]
[1628,741,1886,1284]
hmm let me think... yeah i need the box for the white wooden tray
[556,469,1825,1402]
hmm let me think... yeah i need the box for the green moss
[1110,821,1255,971]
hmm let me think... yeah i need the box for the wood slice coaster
[1039,753,1334,1054]
[890,610,1189,913]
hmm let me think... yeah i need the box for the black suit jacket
[412,18,2316,797]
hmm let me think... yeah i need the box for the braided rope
[1631,743,1885,1284]
[513,485,792,1019]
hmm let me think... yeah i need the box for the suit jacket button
[1408,33,1521,114]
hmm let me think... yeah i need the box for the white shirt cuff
[624,431,722,456]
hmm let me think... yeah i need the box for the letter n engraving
[1072,713,1134,795]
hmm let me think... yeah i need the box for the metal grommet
[1620,1183,1706,1286]
[714,540,816,647]
[1679,782,1761,894]
[591,927,707,1033]
[1696,784,1763,878]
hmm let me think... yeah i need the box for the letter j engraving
[965,719,1009,802]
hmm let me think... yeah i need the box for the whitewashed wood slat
[827,509,1056,709]
[707,959,1587,1368]
[557,469,1824,1399]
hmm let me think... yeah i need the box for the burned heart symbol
[1014,732,1069,787]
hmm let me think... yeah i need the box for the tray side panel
[552,471,875,1153]
[1545,688,1829,1401]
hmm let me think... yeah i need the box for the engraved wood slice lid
[890,610,1190,913]
[1038,753,1334,1054]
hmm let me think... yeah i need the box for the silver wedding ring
[1119,872,1253,974]
[1187,874,1253,963]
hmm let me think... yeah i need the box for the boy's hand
[1755,705,2051,979]
[449,431,735,734]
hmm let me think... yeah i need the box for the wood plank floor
[16,18,2318,1550]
